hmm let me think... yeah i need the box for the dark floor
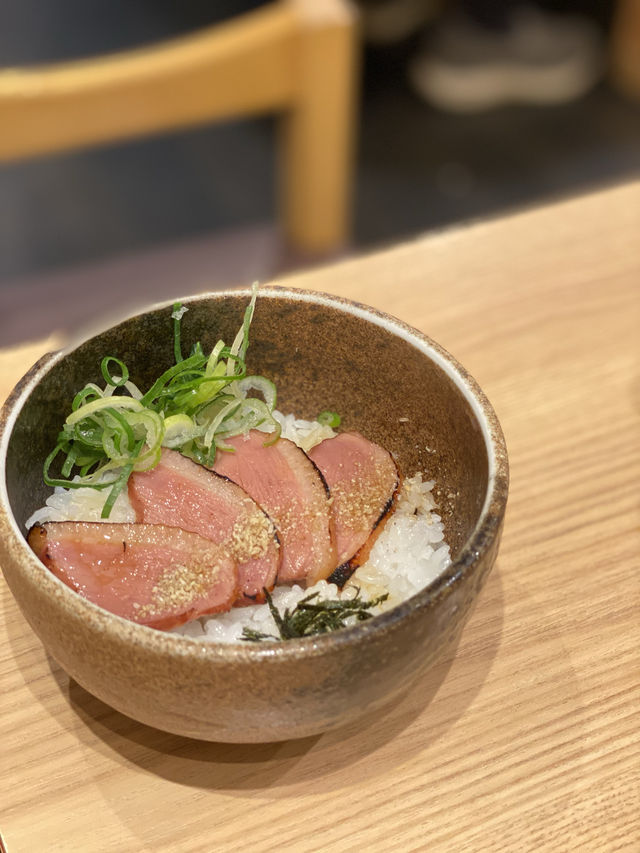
[1,3,640,344]
[356,73,640,246]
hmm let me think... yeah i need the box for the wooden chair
[610,0,640,100]
[0,0,358,254]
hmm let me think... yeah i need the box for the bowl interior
[5,289,489,562]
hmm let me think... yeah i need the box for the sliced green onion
[43,286,286,517]
[205,340,226,375]
[261,421,282,447]
[203,399,243,449]
[103,407,136,450]
[169,362,229,413]
[72,386,102,411]
[162,413,202,449]
[72,419,104,447]
[43,444,118,490]
[213,436,237,454]
[239,282,258,361]
[139,352,207,409]
[318,410,341,428]
[100,356,129,387]
[172,303,188,363]
[60,445,78,478]
[218,398,273,437]
[65,396,144,426]
[228,282,258,374]
[100,440,143,518]
[126,411,165,469]
[236,376,277,412]
[122,380,143,400]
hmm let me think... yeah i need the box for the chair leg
[610,0,640,99]
[280,0,359,254]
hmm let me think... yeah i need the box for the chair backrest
[0,0,359,253]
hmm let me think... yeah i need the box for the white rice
[272,410,337,453]
[26,481,136,527]
[27,413,451,642]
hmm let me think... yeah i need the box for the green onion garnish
[100,356,129,387]
[43,284,282,517]
[318,410,341,428]
[171,302,186,363]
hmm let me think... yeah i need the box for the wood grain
[1,182,638,852]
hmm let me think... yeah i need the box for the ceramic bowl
[0,287,508,742]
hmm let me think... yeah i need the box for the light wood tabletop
[1,182,638,853]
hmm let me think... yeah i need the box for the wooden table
[1,183,638,852]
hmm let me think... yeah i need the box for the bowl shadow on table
[3,563,503,797]
[31,564,505,795]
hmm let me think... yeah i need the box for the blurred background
[1,0,639,346]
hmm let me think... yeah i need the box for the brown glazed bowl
[0,287,508,743]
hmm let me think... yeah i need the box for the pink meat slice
[308,431,399,567]
[212,430,336,585]
[129,448,280,604]
[27,521,237,630]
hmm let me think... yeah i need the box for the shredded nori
[241,587,388,642]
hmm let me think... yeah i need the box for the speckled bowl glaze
[0,287,508,742]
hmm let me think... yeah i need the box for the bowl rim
[0,285,509,662]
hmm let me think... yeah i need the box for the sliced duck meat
[129,448,280,605]
[212,430,337,585]
[308,431,399,574]
[27,521,237,630]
